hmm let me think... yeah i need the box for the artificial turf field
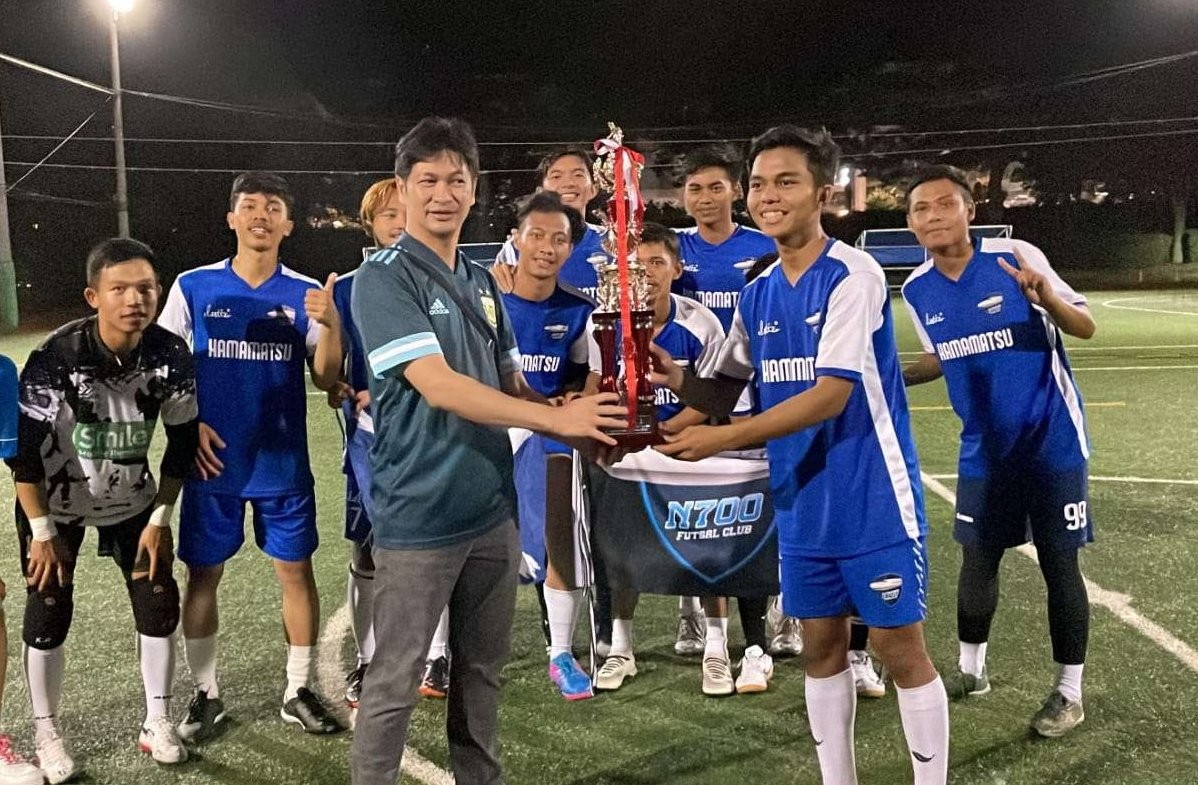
[0,288,1195,785]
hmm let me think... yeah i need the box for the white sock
[184,634,219,698]
[805,669,858,785]
[427,607,450,660]
[610,618,634,657]
[704,615,728,656]
[679,596,701,616]
[545,587,582,659]
[1056,663,1084,703]
[348,567,375,666]
[139,634,176,723]
[896,676,950,785]
[24,645,65,737]
[284,645,312,703]
[958,641,987,676]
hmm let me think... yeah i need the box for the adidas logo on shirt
[428,298,450,316]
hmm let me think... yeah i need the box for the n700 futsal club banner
[585,449,780,597]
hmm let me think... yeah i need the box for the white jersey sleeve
[496,238,519,266]
[815,271,886,379]
[713,307,754,381]
[585,316,601,375]
[569,329,590,365]
[1006,239,1086,307]
[903,297,935,354]
[156,279,193,349]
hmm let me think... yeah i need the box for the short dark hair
[394,117,480,180]
[905,164,974,210]
[747,125,840,187]
[229,171,295,216]
[638,222,680,262]
[682,144,743,184]
[744,251,778,283]
[515,191,586,245]
[86,237,158,286]
[536,147,594,183]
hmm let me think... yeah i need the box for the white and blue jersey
[498,224,608,299]
[716,240,927,559]
[503,286,594,399]
[158,259,322,497]
[901,238,1090,478]
[588,294,725,423]
[675,224,776,331]
[333,267,373,432]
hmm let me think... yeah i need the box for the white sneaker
[34,724,75,785]
[849,650,886,698]
[674,612,706,656]
[702,648,735,696]
[0,734,43,785]
[594,654,638,691]
[138,716,189,764]
[734,645,774,694]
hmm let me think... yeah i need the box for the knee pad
[128,575,181,638]
[23,583,75,650]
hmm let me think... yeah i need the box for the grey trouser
[351,520,519,785]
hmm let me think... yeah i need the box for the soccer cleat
[769,616,804,657]
[138,716,189,765]
[548,653,594,701]
[702,649,735,696]
[945,667,991,700]
[280,687,346,735]
[594,654,637,691]
[674,612,707,656]
[1030,691,1084,738]
[345,663,367,708]
[734,645,774,694]
[33,723,75,785]
[177,689,227,742]
[849,650,886,698]
[419,656,450,699]
[0,733,43,785]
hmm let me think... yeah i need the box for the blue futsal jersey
[716,240,926,559]
[588,294,725,422]
[902,238,1090,478]
[502,286,593,398]
[158,259,322,497]
[0,354,17,459]
[498,224,608,299]
[675,224,776,331]
[333,267,373,431]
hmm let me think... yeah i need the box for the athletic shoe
[345,663,367,708]
[674,612,706,656]
[419,656,450,699]
[945,667,991,700]
[138,716,189,764]
[0,734,43,785]
[769,616,804,657]
[594,654,637,691]
[280,687,346,734]
[33,723,75,785]
[849,650,886,698]
[734,645,774,694]
[1030,691,1084,738]
[177,689,227,742]
[548,653,594,701]
[702,649,735,696]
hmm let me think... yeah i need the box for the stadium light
[108,0,135,14]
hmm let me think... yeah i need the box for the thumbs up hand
[305,272,340,329]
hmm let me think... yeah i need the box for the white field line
[911,401,1125,412]
[318,602,455,785]
[1100,296,1198,317]
[920,472,1198,674]
[927,473,1198,486]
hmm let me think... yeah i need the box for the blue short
[179,485,318,567]
[344,425,375,544]
[955,466,1093,553]
[781,537,928,628]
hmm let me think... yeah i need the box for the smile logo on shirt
[544,324,569,341]
[977,294,1004,315]
[869,574,903,606]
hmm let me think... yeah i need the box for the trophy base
[603,411,663,449]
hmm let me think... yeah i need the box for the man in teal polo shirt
[349,117,625,785]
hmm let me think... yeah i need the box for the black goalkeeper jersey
[6,317,198,527]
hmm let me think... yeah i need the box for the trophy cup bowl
[593,262,661,449]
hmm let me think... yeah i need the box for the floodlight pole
[109,8,130,238]
[0,73,20,331]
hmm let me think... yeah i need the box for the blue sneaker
[548,653,594,701]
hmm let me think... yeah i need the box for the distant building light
[835,165,852,188]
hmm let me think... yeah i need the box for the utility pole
[0,74,21,331]
[109,7,130,238]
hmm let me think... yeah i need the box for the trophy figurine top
[591,123,658,444]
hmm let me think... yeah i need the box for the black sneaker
[280,687,345,734]
[177,689,227,742]
[419,656,450,699]
[345,664,367,708]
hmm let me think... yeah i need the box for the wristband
[148,503,174,529]
[29,515,55,542]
